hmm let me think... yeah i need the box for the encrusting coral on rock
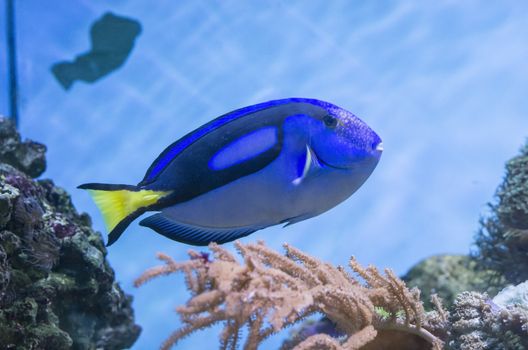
[448,290,528,349]
[402,255,497,309]
[0,118,46,179]
[0,117,140,349]
[135,241,446,350]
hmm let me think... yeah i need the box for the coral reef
[0,117,46,178]
[135,244,528,350]
[474,141,528,286]
[0,116,140,349]
[448,290,528,349]
[402,255,497,308]
[135,241,445,350]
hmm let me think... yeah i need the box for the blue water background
[1,1,527,349]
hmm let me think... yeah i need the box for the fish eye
[323,115,337,128]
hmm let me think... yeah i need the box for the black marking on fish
[141,101,328,208]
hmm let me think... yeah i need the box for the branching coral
[135,241,445,350]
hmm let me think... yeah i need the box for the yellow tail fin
[86,188,170,232]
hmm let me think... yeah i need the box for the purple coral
[13,196,44,232]
[4,173,39,197]
[190,251,211,264]
[52,221,76,239]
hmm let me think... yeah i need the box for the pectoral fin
[292,145,323,185]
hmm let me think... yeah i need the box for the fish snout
[369,135,383,158]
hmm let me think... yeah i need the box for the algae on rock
[474,141,528,287]
[403,255,498,309]
[0,116,140,349]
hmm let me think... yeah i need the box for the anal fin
[139,214,258,246]
[281,213,314,227]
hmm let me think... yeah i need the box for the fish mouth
[318,157,351,170]
[311,146,380,171]
[310,147,351,170]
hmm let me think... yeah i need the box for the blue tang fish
[79,98,383,246]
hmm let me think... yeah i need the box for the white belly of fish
[162,152,372,229]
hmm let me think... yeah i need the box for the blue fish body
[79,98,383,246]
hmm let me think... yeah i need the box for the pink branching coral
[135,241,445,350]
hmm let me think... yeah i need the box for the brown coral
[135,241,445,350]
